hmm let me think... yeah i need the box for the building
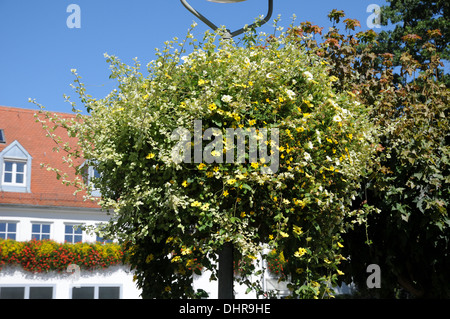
[0,105,141,299]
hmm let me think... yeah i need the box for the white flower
[316,129,322,144]
[303,152,311,161]
[286,89,296,100]
[303,71,313,81]
[307,141,314,149]
[266,72,274,79]
[221,95,233,103]
[333,115,342,122]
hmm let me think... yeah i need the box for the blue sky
[0,0,388,113]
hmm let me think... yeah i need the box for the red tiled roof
[0,106,99,208]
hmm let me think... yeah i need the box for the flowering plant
[0,239,125,273]
[34,17,378,298]
[265,249,288,279]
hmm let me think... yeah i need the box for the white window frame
[31,222,52,240]
[0,285,55,299]
[2,160,27,186]
[0,221,18,240]
[64,223,83,244]
[70,285,122,299]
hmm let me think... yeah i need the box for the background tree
[376,0,449,86]
[310,11,450,298]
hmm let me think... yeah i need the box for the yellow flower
[198,79,207,86]
[337,242,344,248]
[191,201,201,207]
[208,103,217,111]
[201,203,210,211]
[280,231,289,238]
[182,180,188,187]
[337,269,345,276]
[269,234,274,240]
[146,254,154,263]
[251,162,259,169]
[293,225,303,236]
[164,286,171,292]
[146,153,155,159]
[198,163,206,170]
[324,258,332,264]
[296,268,304,274]
[181,247,192,255]
[227,179,237,185]
[294,247,307,258]
[186,259,194,267]
[329,76,339,82]
[223,190,229,197]
[248,119,256,126]
[171,256,181,263]
[143,94,150,100]
[240,211,246,218]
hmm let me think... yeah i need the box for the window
[71,286,121,299]
[0,129,5,144]
[32,223,51,240]
[0,222,17,240]
[0,140,32,193]
[65,224,82,243]
[81,162,101,197]
[0,286,53,299]
[96,235,113,244]
[29,287,53,299]
[2,161,26,185]
[0,287,24,299]
[95,223,113,243]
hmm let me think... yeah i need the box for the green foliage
[34,21,377,298]
[313,9,450,298]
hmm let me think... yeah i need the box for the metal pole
[218,242,234,299]
[179,0,274,38]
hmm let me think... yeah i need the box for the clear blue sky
[0,0,388,113]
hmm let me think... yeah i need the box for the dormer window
[81,161,101,197]
[0,140,32,193]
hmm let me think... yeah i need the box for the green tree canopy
[35,23,378,299]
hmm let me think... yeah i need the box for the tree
[34,22,378,299]
[376,0,449,86]
[314,11,450,298]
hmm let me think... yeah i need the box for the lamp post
[180,0,273,39]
